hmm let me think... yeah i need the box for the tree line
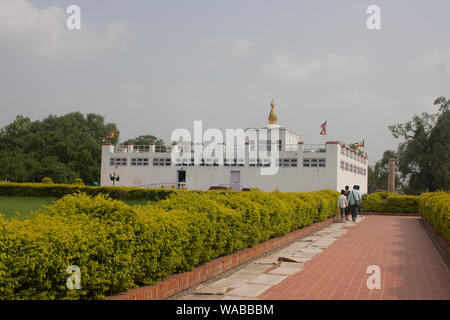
[369,96,449,194]
[0,112,166,185]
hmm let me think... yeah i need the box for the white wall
[100,142,365,192]
[336,144,368,194]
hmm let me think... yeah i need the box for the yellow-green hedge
[0,182,177,202]
[0,189,339,300]
[418,192,450,243]
[362,192,419,213]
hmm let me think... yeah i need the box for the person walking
[337,190,348,223]
[356,185,363,217]
[344,186,351,221]
[348,185,361,223]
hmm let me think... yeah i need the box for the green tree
[0,112,120,184]
[0,151,28,182]
[122,134,165,147]
[389,96,449,193]
[428,99,450,190]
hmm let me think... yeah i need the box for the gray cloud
[0,0,449,166]
[261,53,368,82]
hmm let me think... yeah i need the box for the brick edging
[363,211,420,217]
[420,218,450,268]
[106,216,337,300]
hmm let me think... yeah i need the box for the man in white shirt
[337,190,348,223]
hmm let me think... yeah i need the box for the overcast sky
[1,0,449,164]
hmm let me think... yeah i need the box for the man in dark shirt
[344,185,350,221]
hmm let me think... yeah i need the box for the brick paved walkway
[259,216,450,300]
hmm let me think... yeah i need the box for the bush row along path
[173,216,450,300]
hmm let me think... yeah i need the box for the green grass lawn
[0,196,154,220]
[0,196,58,220]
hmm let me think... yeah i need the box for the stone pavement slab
[254,257,279,265]
[194,278,232,295]
[311,238,337,247]
[249,274,287,285]
[237,263,273,275]
[300,235,322,242]
[268,262,304,276]
[227,283,272,298]
[193,263,270,295]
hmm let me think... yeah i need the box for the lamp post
[110,172,120,186]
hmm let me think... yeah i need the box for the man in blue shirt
[348,185,362,223]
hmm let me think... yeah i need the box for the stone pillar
[387,159,396,193]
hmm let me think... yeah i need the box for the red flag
[320,121,327,135]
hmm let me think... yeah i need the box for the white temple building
[101,101,368,193]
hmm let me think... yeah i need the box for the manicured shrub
[72,178,85,186]
[362,192,419,213]
[41,177,53,184]
[418,192,449,243]
[0,189,340,300]
[385,195,419,213]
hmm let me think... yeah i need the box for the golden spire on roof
[268,99,278,125]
